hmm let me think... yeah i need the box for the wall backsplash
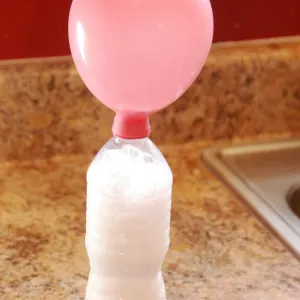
[0,37,300,161]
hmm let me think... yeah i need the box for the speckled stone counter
[1,137,299,300]
[0,37,300,161]
[1,36,300,299]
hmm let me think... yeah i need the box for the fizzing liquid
[85,137,173,300]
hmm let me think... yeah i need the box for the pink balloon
[69,0,213,114]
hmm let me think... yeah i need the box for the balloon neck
[112,112,151,139]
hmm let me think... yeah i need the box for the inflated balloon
[69,0,213,138]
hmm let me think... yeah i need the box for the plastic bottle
[85,137,172,299]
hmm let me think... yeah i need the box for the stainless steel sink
[201,139,300,260]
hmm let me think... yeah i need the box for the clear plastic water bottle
[85,136,173,299]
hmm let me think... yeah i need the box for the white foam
[85,144,172,300]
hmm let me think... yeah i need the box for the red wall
[1,0,300,60]
[0,0,72,60]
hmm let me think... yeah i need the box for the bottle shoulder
[87,137,173,185]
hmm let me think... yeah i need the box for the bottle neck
[112,112,151,139]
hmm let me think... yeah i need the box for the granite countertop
[1,138,299,300]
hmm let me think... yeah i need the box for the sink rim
[201,138,300,261]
